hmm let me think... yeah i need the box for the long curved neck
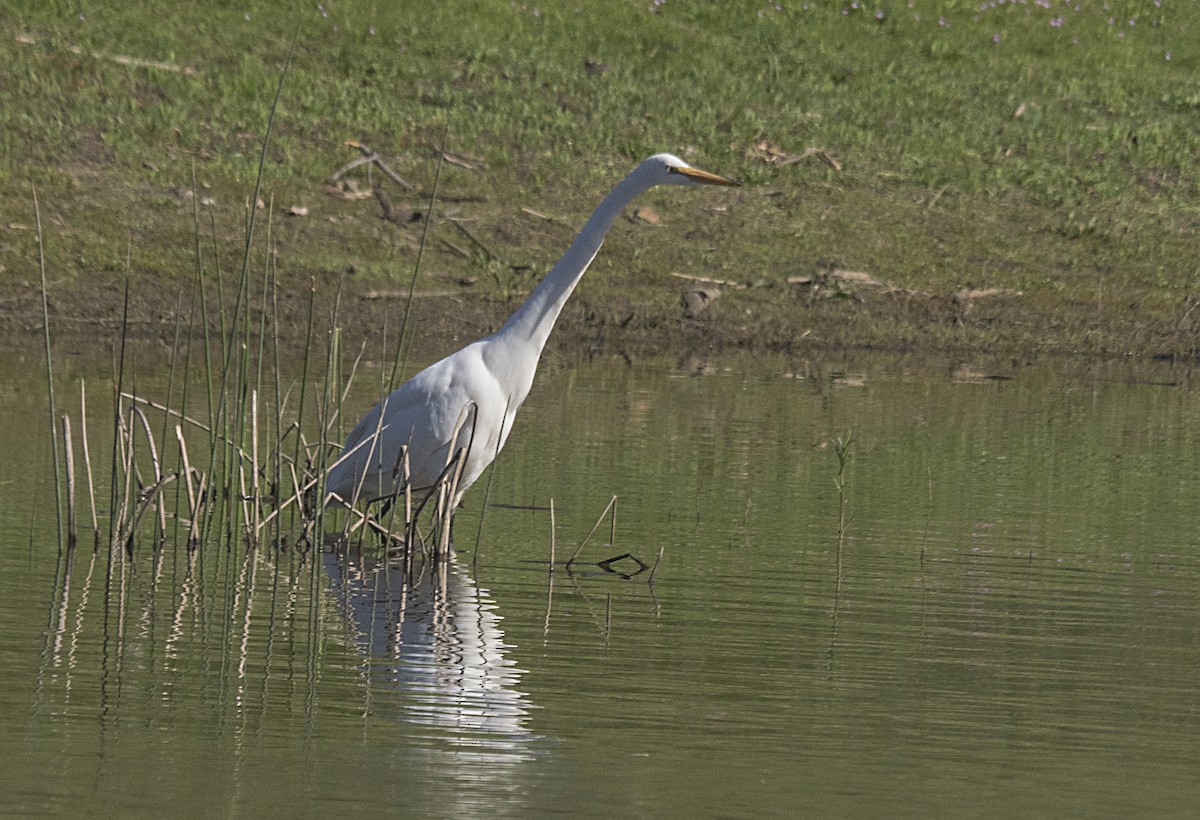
[490,168,652,355]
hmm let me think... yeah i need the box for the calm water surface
[2,350,1198,818]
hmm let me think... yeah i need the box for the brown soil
[8,262,1198,370]
[5,158,1197,368]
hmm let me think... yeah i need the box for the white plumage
[325,153,738,506]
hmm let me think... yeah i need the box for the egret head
[645,153,740,188]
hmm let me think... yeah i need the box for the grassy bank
[2,1,1198,360]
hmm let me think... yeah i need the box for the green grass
[3,1,1199,358]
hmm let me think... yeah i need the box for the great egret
[325,153,738,507]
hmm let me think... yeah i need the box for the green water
[3,352,1199,818]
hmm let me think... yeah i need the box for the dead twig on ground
[331,141,415,190]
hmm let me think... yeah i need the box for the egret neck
[484,164,655,371]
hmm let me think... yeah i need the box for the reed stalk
[317,132,459,559]
[79,381,100,548]
[549,498,557,572]
[125,473,177,548]
[130,405,167,546]
[440,449,468,559]
[471,396,511,569]
[831,430,853,610]
[388,124,449,393]
[199,32,296,550]
[648,545,665,587]
[107,279,132,553]
[33,186,65,551]
[61,415,77,548]
[292,278,318,514]
[543,528,556,637]
[191,162,217,462]
[163,287,187,547]
[175,425,200,543]
[567,495,619,567]
[251,389,261,541]
[831,430,853,550]
[189,476,207,550]
[255,197,274,405]
[269,226,286,542]
[311,324,342,542]
[376,443,408,536]
[921,466,932,569]
[111,404,137,553]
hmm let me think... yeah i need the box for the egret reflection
[323,550,540,764]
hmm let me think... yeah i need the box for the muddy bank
[7,140,1195,370]
[5,263,1197,370]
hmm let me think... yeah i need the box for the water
[3,350,1199,817]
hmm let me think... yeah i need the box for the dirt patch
[7,260,1197,368]
[5,151,1198,367]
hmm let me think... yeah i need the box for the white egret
[325,153,738,508]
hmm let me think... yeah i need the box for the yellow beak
[671,165,741,186]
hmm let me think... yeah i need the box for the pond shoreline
[5,271,1197,372]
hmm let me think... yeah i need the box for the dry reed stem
[566,495,619,567]
[427,403,478,558]
[34,185,65,550]
[79,382,100,546]
[401,448,413,543]
[110,410,137,551]
[251,389,261,538]
[337,341,367,414]
[542,497,558,636]
[175,425,199,520]
[126,392,273,503]
[471,396,511,570]
[237,461,253,546]
[387,127,448,395]
[543,564,555,638]
[122,474,178,549]
[61,415,77,547]
[188,473,207,548]
[549,498,557,572]
[130,405,168,540]
[437,443,469,557]
[123,393,219,439]
[344,504,406,545]
[378,444,412,544]
[648,545,665,587]
[332,390,392,519]
[253,462,308,535]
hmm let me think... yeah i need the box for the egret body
[325,153,737,506]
